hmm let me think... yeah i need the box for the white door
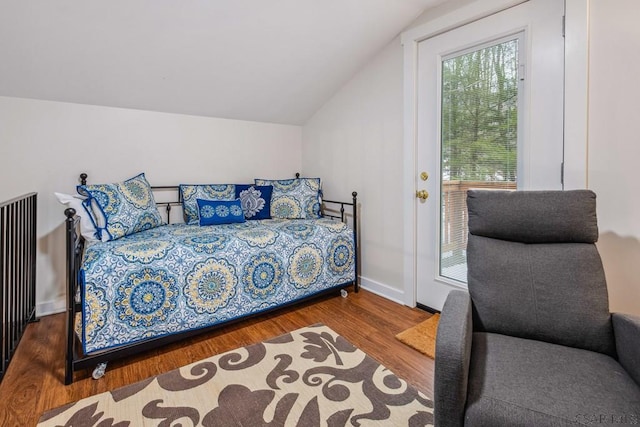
[416,0,565,310]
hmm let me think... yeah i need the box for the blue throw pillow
[235,185,273,220]
[197,198,245,226]
[179,184,236,225]
[77,173,163,241]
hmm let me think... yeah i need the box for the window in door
[439,34,522,283]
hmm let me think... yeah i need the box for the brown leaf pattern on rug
[38,325,434,426]
[266,354,299,390]
[202,384,299,426]
[55,401,130,427]
[142,399,200,425]
[327,408,354,426]
[300,330,357,365]
[217,341,266,370]
[156,361,217,391]
[301,352,431,424]
[298,396,322,426]
[264,330,295,344]
[110,377,154,402]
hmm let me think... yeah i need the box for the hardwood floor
[0,289,434,426]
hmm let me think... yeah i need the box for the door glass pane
[440,37,520,283]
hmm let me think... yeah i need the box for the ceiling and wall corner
[0,0,446,126]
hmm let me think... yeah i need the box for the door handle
[416,190,429,201]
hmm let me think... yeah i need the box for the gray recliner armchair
[434,190,640,426]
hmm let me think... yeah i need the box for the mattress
[79,218,355,354]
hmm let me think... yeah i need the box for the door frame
[400,0,589,307]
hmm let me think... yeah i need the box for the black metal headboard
[78,172,357,227]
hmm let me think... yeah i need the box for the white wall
[302,38,406,302]
[0,96,302,316]
[587,0,640,316]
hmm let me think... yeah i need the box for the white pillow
[54,192,105,243]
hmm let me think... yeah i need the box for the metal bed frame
[64,173,358,384]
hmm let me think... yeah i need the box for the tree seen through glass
[439,38,520,283]
[442,38,519,182]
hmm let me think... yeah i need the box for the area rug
[395,314,440,359]
[38,324,434,426]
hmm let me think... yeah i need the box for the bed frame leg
[351,191,359,294]
[65,207,78,385]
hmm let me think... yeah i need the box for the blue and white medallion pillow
[77,173,163,241]
[197,198,245,226]
[255,178,321,219]
[179,184,236,225]
[235,185,273,220]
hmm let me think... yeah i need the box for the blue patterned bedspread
[80,219,355,354]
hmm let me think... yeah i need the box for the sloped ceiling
[0,0,445,125]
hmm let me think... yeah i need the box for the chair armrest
[612,312,640,386]
[434,290,473,427]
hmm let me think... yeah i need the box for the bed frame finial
[79,173,88,186]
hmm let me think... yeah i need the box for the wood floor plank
[0,289,434,426]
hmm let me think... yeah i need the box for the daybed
[61,173,358,384]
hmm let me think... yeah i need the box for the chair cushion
[467,190,598,243]
[467,234,615,356]
[465,333,640,427]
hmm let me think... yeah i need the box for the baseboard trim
[359,276,406,306]
[37,299,65,317]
